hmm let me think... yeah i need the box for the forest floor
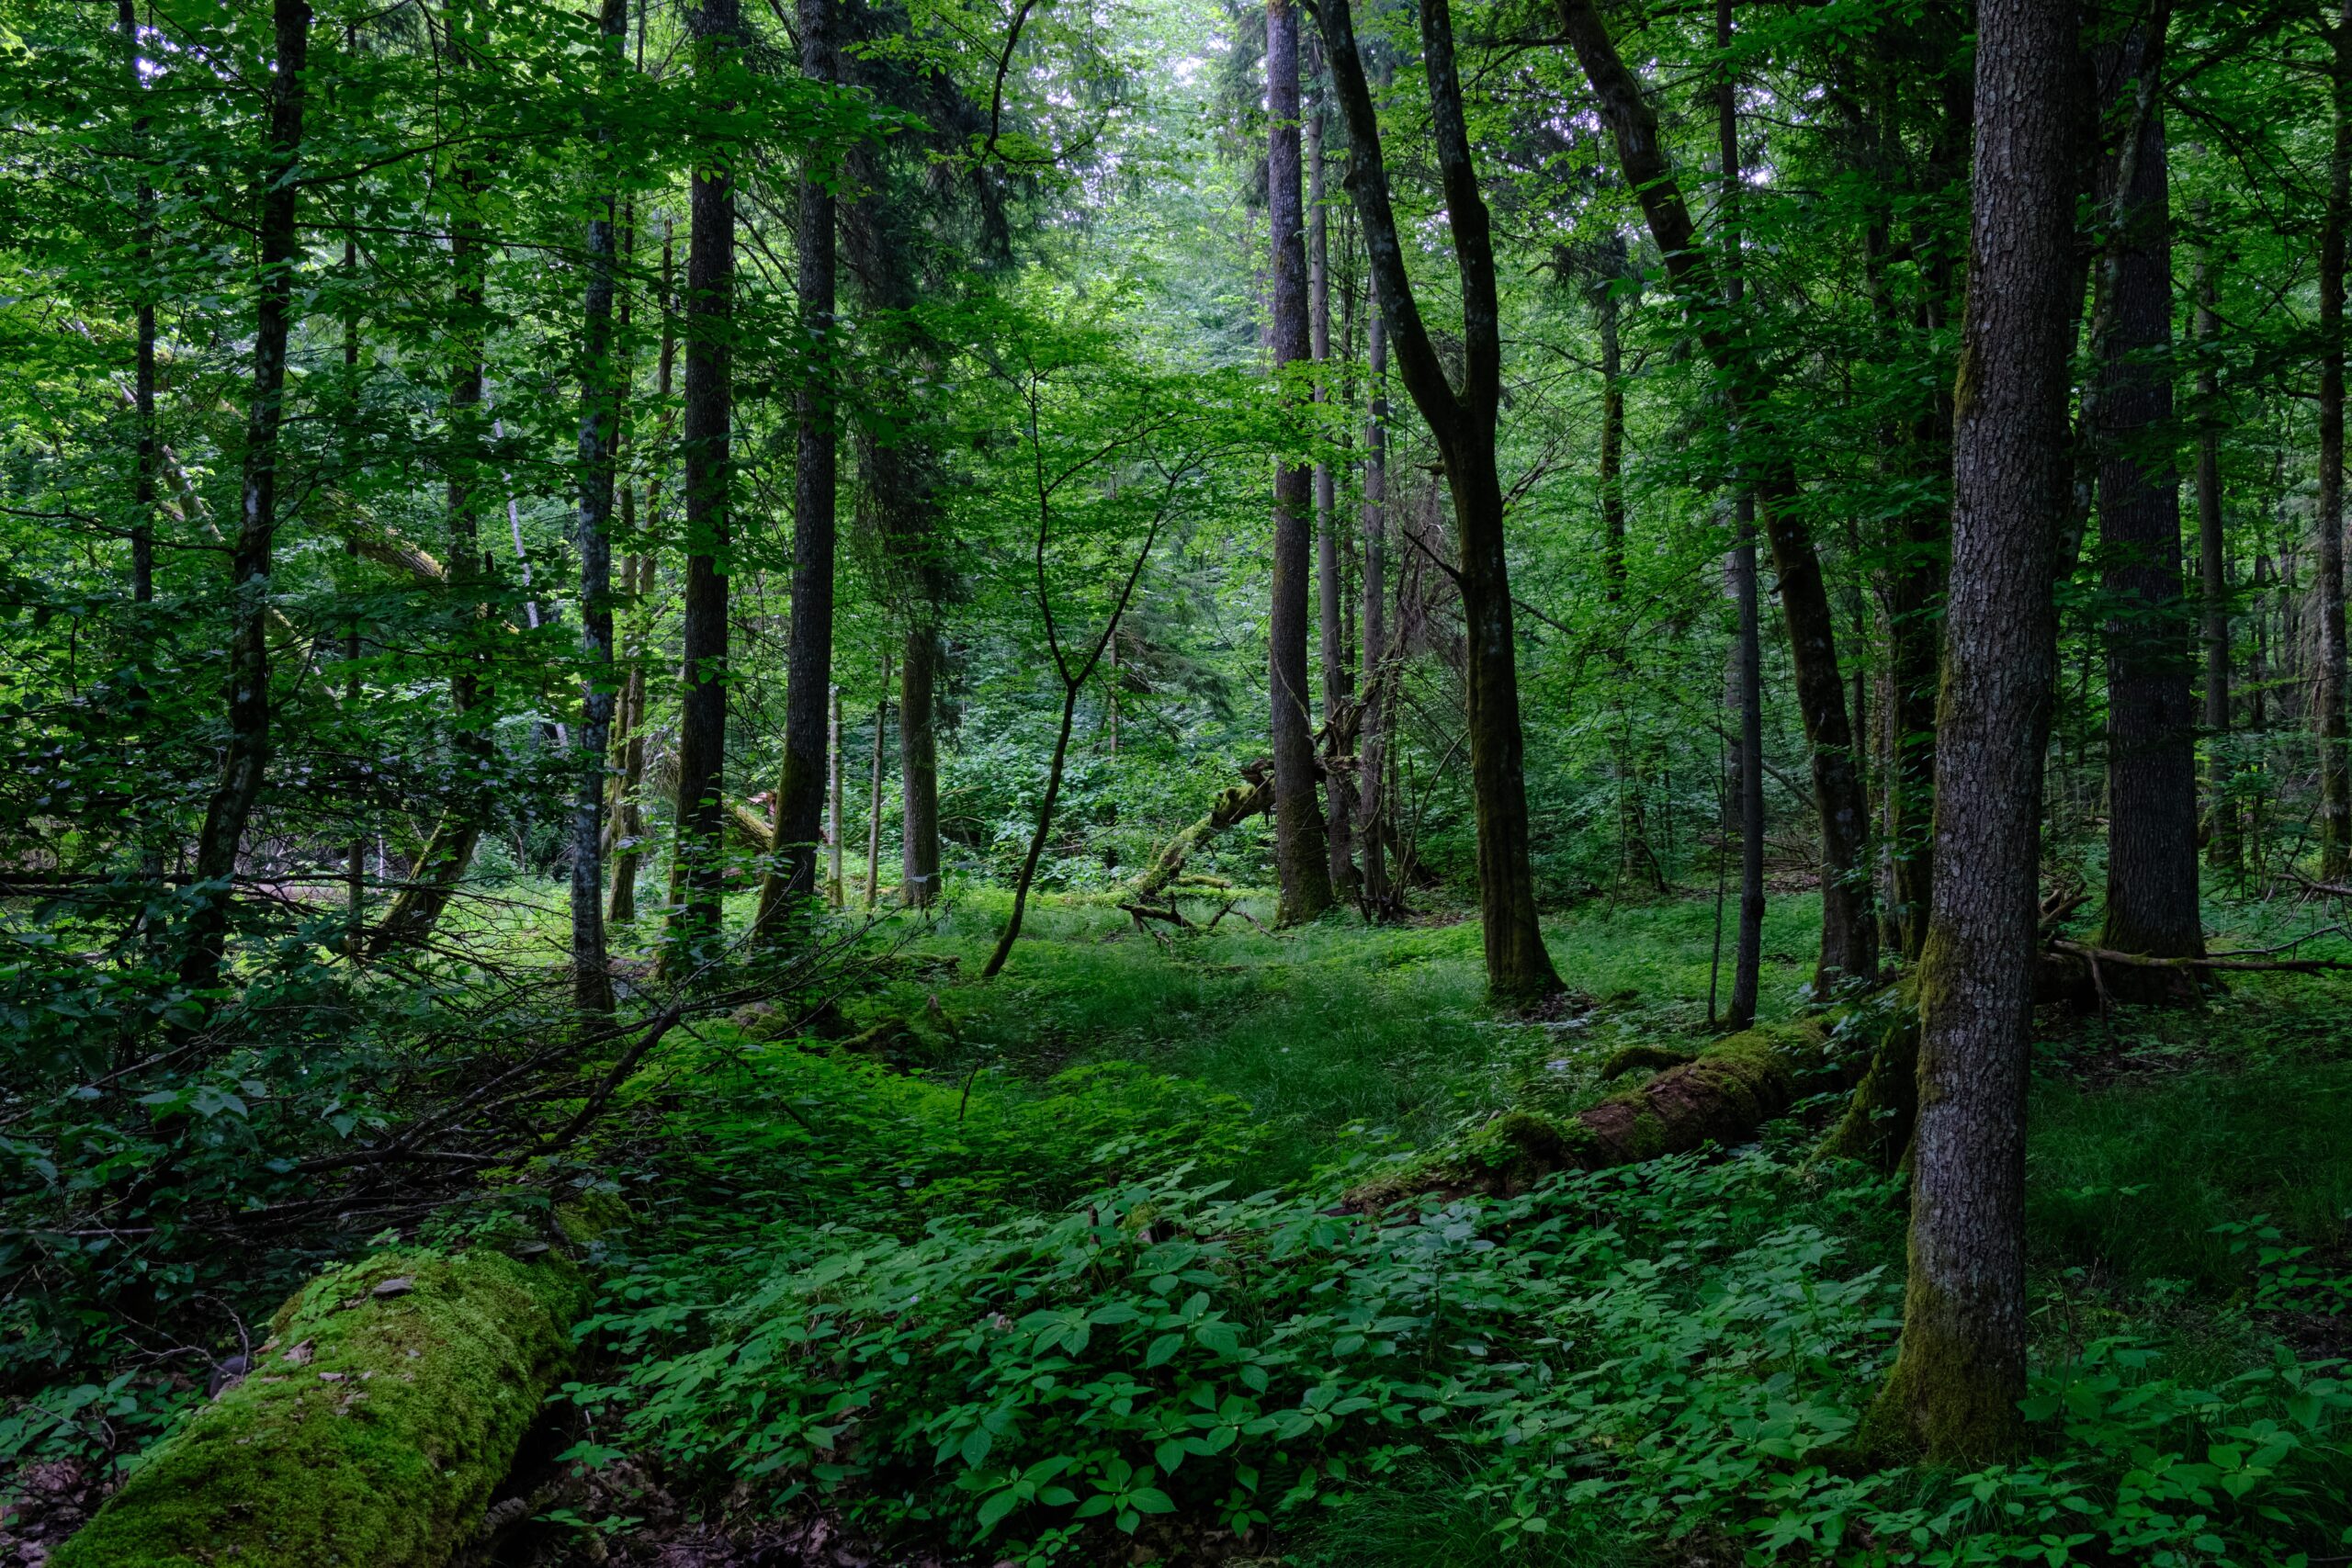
[16,882,2352,1565]
[525,880,2352,1565]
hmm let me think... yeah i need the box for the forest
[9,0,2352,1560]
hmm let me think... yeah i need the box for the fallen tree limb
[2049,937,2352,975]
[1121,900,1190,930]
[53,1224,605,1568]
[1133,776,1272,899]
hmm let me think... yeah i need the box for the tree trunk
[2096,16,2203,972]
[752,0,839,936]
[1358,302,1392,917]
[1308,77,1360,906]
[1874,0,2082,1461]
[1558,0,1878,995]
[1268,0,1335,925]
[569,0,630,1015]
[828,683,845,906]
[865,657,888,909]
[665,0,743,965]
[900,626,941,907]
[2320,0,2352,880]
[607,552,653,924]
[1718,0,1764,1031]
[1318,0,1562,998]
[179,0,309,998]
[2194,203,2238,875]
[981,694,1078,979]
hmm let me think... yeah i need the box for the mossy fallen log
[1133,778,1272,899]
[1349,992,1916,1211]
[53,1242,594,1568]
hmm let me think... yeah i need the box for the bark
[606,552,654,924]
[2095,16,2203,969]
[2321,0,2352,880]
[1718,0,1764,1031]
[1308,79,1360,906]
[2193,205,2238,874]
[1268,0,1335,924]
[865,660,888,909]
[666,0,744,964]
[828,683,845,905]
[1558,0,1878,994]
[179,0,308,998]
[1317,0,1563,998]
[569,0,630,1015]
[1358,302,1392,917]
[341,228,365,949]
[900,626,942,907]
[1135,777,1274,899]
[120,0,154,610]
[1875,0,2083,1462]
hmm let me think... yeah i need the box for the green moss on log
[1350,1011,1871,1210]
[52,1245,591,1568]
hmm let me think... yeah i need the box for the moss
[1598,1043,1696,1081]
[52,1246,590,1568]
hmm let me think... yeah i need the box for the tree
[1715,0,1763,1031]
[1875,0,2085,1460]
[1317,0,1563,999]
[2319,0,2351,880]
[1266,0,1334,925]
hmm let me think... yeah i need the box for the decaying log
[53,1223,605,1568]
[1132,774,1273,899]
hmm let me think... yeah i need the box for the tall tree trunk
[1559,0,1879,994]
[2194,203,2238,875]
[1318,0,1563,998]
[1874,0,2083,1461]
[900,626,941,907]
[119,0,154,609]
[607,550,653,923]
[342,232,364,950]
[1591,238,1654,888]
[569,0,629,1014]
[2096,14,2203,969]
[370,13,493,956]
[1718,0,1764,1030]
[180,0,310,997]
[1268,0,1335,924]
[755,0,841,934]
[828,683,844,905]
[665,0,743,964]
[2320,0,2352,880]
[865,655,888,908]
[1308,74,1360,905]
[1358,302,1391,916]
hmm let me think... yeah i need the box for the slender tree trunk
[1875,0,2082,1461]
[900,626,941,907]
[341,230,365,949]
[982,695,1077,978]
[569,0,629,1013]
[827,683,844,906]
[2320,0,2352,880]
[2096,16,2202,969]
[1319,0,1562,997]
[1718,0,1764,1030]
[607,551,653,922]
[1308,76,1360,905]
[1560,0,1878,993]
[865,656,888,908]
[180,0,309,997]
[754,0,840,934]
[665,0,743,964]
[2194,203,2237,874]
[1593,239,1652,888]
[1268,0,1335,924]
[120,0,154,609]
[1359,302,1391,915]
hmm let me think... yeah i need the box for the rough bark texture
[756,0,839,932]
[2193,206,2237,874]
[828,684,845,905]
[667,0,743,962]
[1559,0,1878,995]
[1718,0,1764,1031]
[1358,306,1392,916]
[1318,0,1562,998]
[900,626,942,907]
[568,0,630,1015]
[1267,0,1335,925]
[1875,0,2082,1462]
[2095,19,2203,969]
[1308,86,1360,907]
[179,0,308,998]
[52,1244,592,1568]
[2322,0,2352,880]
[606,554,654,923]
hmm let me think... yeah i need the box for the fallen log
[1120,900,1190,930]
[1132,777,1272,899]
[53,1229,601,1568]
[1347,994,1909,1210]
